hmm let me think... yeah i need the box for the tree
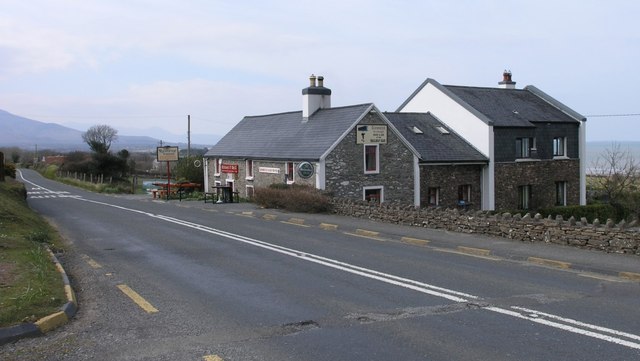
[591,142,639,204]
[174,156,204,185]
[82,125,118,154]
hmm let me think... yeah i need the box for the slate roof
[443,85,580,127]
[205,103,374,160]
[384,112,488,163]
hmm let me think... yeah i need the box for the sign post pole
[157,146,179,201]
[166,161,171,200]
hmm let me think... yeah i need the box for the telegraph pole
[187,114,191,158]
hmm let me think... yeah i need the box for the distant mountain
[0,109,220,151]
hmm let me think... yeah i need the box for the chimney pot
[498,70,516,89]
[317,76,324,87]
[309,74,317,87]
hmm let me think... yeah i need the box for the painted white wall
[579,119,587,205]
[398,82,491,156]
[302,93,331,119]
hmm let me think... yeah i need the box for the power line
[585,113,640,118]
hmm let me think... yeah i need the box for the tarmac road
[2,169,639,360]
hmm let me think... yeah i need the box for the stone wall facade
[494,159,581,210]
[421,164,483,209]
[206,158,316,199]
[324,112,416,204]
[331,198,640,255]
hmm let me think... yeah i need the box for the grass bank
[0,179,65,327]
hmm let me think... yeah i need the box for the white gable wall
[398,81,495,210]
[398,82,491,157]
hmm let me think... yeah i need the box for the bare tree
[82,125,118,154]
[591,142,639,203]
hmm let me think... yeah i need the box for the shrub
[3,162,16,178]
[537,203,618,223]
[254,184,332,213]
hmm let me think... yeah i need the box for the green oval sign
[297,162,315,179]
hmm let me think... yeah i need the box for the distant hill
[0,109,219,151]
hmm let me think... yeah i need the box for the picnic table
[151,182,201,199]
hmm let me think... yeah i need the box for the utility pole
[187,114,191,158]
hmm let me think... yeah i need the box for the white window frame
[556,181,567,206]
[245,159,254,180]
[364,144,380,174]
[518,184,532,210]
[516,137,535,159]
[214,158,222,176]
[553,137,568,158]
[363,186,384,203]
[285,161,295,184]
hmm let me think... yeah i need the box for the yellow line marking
[116,284,159,313]
[344,231,384,241]
[319,223,338,231]
[263,214,277,221]
[433,247,500,260]
[401,236,430,246]
[203,355,223,361]
[281,218,311,227]
[82,255,102,269]
[457,246,491,257]
[355,229,380,238]
[527,257,571,269]
[619,271,640,282]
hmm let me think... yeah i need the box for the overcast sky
[1,1,638,143]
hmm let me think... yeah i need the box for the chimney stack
[498,70,516,89]
[302,74,331,120]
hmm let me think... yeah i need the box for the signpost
[157,146,179,200]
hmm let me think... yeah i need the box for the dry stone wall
[330,198,640,255]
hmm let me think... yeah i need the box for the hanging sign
[297,162,315,179]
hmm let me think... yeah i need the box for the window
[553,137,566,157]
[246,159,253,179]
[286,162,294,183]
[556,181,567,206]
[428,187,440,206]
[458,185,471,205]
[246,185,254,200]
[364,144,379,174]
[516,137,534,158]
[364,187,383,203]
[214,158,222,175]
[518,185,532,210]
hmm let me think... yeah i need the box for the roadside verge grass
[0,179,65,327]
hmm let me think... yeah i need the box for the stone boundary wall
[330,198,640,256]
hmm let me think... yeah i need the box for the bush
[3,162,16,178]
[254,184,332,213]
[537,203,618,223]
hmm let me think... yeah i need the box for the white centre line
[18,170,640,350]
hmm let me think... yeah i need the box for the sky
[1,0,639,143]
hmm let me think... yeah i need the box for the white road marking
[17,170,640,350]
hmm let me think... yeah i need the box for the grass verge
[0,179,66,327]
